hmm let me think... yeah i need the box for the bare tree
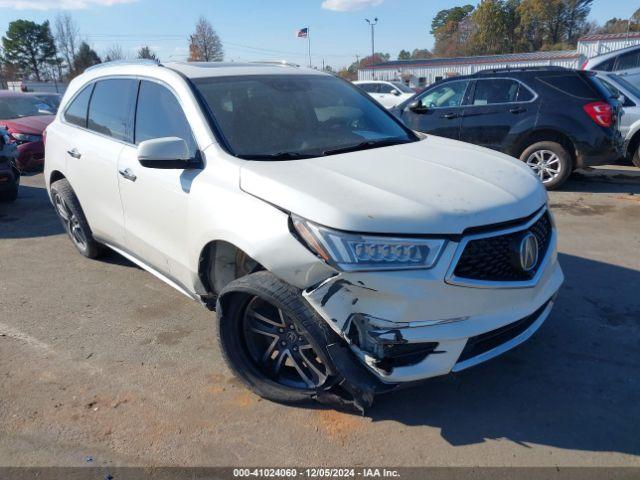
[188,16,223,62]
[54,13,80,77]
[104,44,125,62]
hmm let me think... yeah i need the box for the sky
[0,0,637,70]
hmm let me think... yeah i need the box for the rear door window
[64,84,94,128]
[472,79,520,105]
[615,50,640,71]
[134,80,197,157]
[378,83,396,94]
[593,57,615,72]
[87,79,138,142]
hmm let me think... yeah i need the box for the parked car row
[356,67,625,189]
[0,90,58,172]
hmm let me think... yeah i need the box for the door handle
[67,148,81,159]
[118,168,137,182]
[441,112,459,119]
[509,107,526,114]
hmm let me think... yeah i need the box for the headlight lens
[11,133,42,144]
[292,215,446,271]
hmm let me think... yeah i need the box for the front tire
[0,175,18,202]
[50,178,104,258]
[632,145,640,168]
[216,271,336,404]
[520,141,572,190]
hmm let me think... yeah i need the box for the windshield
[0,95,55,120]
[33,94,61,111]
[612,75,640,99]
[193,74,416,159]
[392,82,414,93]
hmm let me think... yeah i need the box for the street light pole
[365,17,378,60]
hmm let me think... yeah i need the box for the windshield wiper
[239,151,316,160]
[321,138,413,157]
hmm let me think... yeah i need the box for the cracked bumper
[302,239,564,384]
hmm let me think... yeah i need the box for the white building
[358,32,640,88]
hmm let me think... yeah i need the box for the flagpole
[308,28,312,68]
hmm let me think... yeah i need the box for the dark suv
[392,67,623,189]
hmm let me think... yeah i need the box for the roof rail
[251,60,300,68]
[475,66,570,75]
[85,59,162,73]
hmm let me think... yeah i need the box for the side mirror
[408,100,429,113]
[137,137,200,169]
[392,89,401,96]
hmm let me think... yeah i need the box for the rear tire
[50,178,105,258]
[520,141,572,190]
[216,271,337,405]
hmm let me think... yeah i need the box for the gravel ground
[1,170,639,467]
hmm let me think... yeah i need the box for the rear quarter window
[63,84,94,128]
[535,74,600,100]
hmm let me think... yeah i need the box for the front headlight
[11,133,42,144]
[292,215,446,271]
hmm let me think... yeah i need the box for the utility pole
[365,18,378,61]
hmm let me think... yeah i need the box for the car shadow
[0,184,138,269]
[367,253,640,456]
[559,170,640,194]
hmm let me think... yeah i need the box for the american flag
[296,27,308,38]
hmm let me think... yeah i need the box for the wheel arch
[512,129,577,165]
[626,128,640,160]
[197,239,265,302]
[49,169,66,186]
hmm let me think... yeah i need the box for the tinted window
[193,75,415,159]
[517,84,534,101]
[87,79,137,142]
[418,81,469,108]
[378,83,396,94]
[64,84,93,127]
[135,81,197,156]
[392,82,414,93]
[472,79,519,105]
[593,57,615,72]
[537,74,599,99]
[359,83,379,93]
[615,50,640,71]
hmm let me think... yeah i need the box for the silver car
[583,43,640,75]
[595,72,640,167]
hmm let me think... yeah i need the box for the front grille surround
[445,207,555,289]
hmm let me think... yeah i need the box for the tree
[432,6,475,57]
[411,48,433,59]
[358,53,390,68]
[398,49,411,60]
[563,0,593,43]
[599,17,640,34]
[188,16,223,62]
[54,13,79,78]
[73,42,101,74]
[104,44,125,62]
[2,20,57,81]
[431,5,475,34]
[137,45,157,60]
[467,0,510,55]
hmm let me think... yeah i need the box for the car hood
[240,136,547,235]
[1,115,54,135]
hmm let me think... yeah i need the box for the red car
[0,91,55,171]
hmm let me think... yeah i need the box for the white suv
[353,80,415,108]
[45,61,563,411]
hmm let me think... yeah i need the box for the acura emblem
[519,233,539,272]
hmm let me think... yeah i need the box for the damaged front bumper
[302,238,564,384]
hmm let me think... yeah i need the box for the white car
[44,61,563,411]
[353,80,415,108]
